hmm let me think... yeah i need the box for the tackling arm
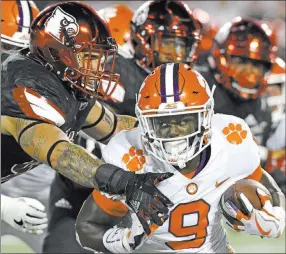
[4,116,103,188]
[82,101,137,144]
[3,116,173,235]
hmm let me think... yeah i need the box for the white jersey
[102,114,260,253]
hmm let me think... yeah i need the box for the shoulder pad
[13,85,66,126]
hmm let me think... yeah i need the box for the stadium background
[1,0,285,253]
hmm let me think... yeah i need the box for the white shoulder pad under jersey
[210,113,260,179]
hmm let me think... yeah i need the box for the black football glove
[94,164,174,234]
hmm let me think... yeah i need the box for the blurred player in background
[1,0,39,61]
[98,4,134,57]
[76,64,285,253]
[195,17,275,163]
[265,57,285,194]
[265,57,285,127]
[1,1,52,253]
[104,0,201,116]
[192,8,219,66]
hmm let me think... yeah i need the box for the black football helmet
[29,1,120,100]
[210,18,277,100]
[130,0,201,70]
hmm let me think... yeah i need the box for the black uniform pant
[42,173,93,253]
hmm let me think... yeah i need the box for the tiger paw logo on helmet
[45,6,79,44]
[222,123,247,145]
[122,146,146,171]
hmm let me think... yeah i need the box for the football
[220,179,273,225]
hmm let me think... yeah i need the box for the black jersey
[104,55,148,117]
[1,49,95,182]
[195,62,272,146]
[1,51,9,63]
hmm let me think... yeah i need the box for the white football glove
[1,195,48,234]
[103,213,148,253]
[223,188,285,238]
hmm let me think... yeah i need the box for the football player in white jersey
[76,63,285,253]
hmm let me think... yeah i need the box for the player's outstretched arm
[4,116,103,187]
[81,101,137,144]
[3,116,174,233]
[76,192,147,253]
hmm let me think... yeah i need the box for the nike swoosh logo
[106,228,121,243]
[216,177,230,188]
[14,219,24,226]
[255,214,271,236]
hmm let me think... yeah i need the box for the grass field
[1,228,285,253]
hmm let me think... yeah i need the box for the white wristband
[103,227,131,253]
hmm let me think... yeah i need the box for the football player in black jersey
[195,18,275,151]
[194,17,286,203]
[103,0,201,116]
[1,2,175,246]
[265,57,286,194]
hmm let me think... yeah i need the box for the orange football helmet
[29,2,120,100]
[98,5,133,46]
[136,63,214,168]
[211,17,277,100]
[1,0,39,50]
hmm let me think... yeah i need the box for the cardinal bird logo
[45,6,79,44]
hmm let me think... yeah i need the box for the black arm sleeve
[75,194,125,253]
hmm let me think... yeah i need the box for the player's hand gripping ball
[220,179,285,238]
